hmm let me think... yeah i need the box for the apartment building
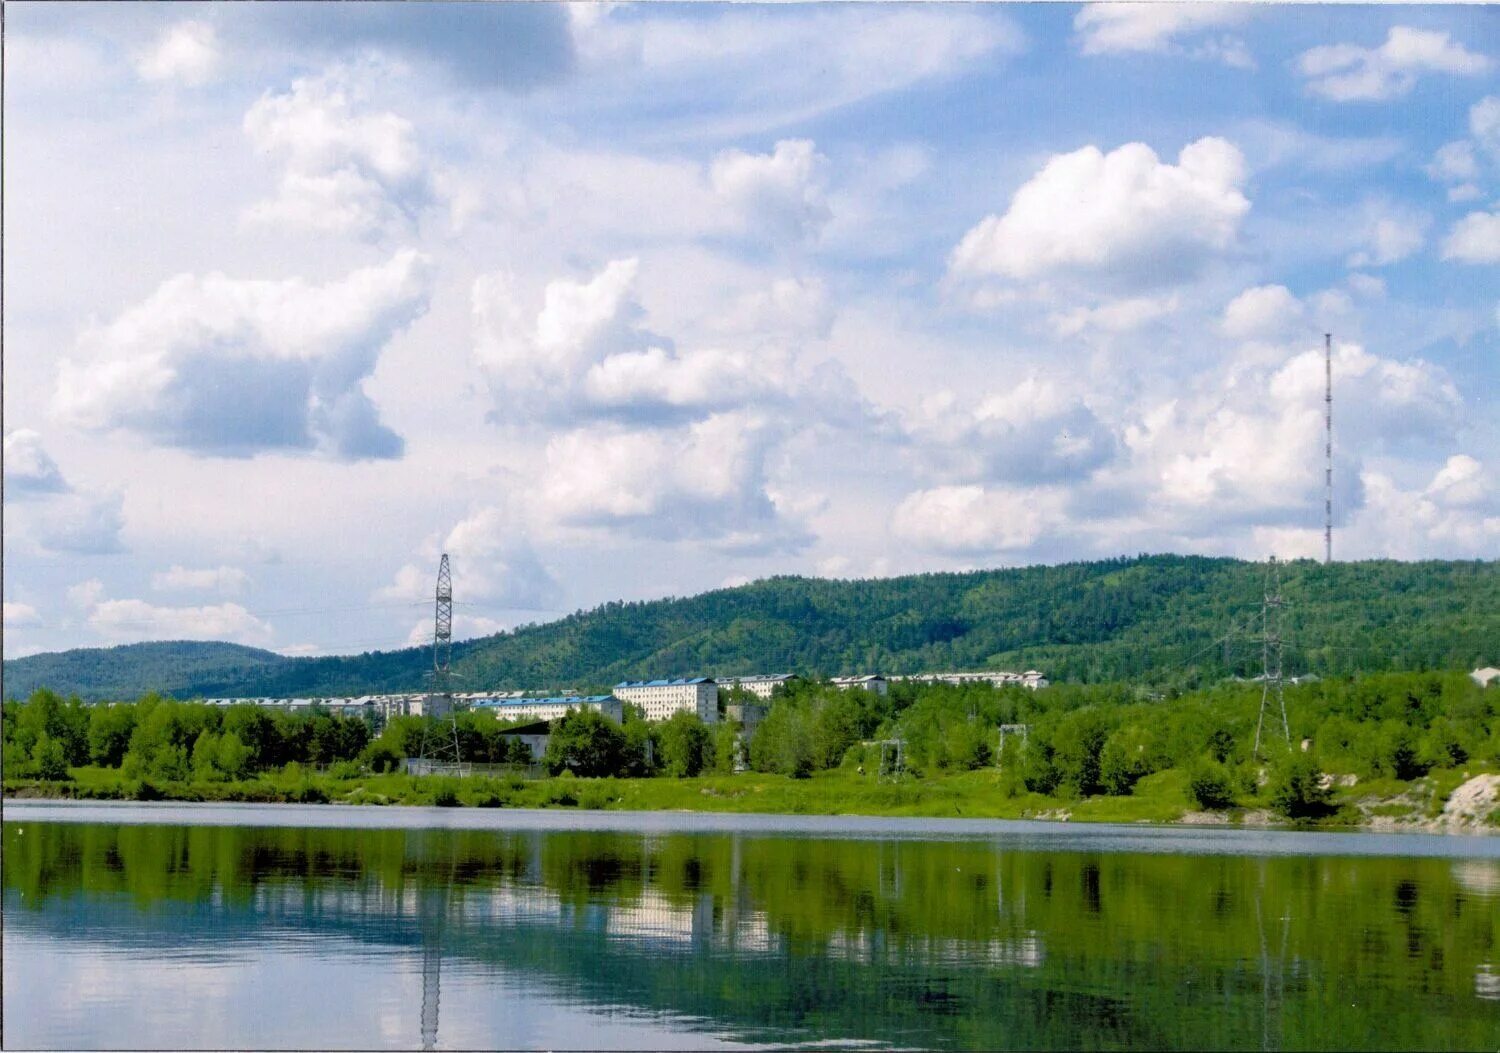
[715,673,798,700]
[614,678,719,722]
[471,695,624,724]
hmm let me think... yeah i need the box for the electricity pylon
[416,554,462,766]
[1252,556,1290,758]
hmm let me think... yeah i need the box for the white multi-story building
[830,675,889,695]
[471,695,624,724]
[614,678,719,723]
[716,673,797,700]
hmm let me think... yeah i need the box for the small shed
[497,720,552,762]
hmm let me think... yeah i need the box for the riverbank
[5,765,1496,832]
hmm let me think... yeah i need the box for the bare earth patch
[1438,774,1500,829]
[1178,810,1230,825]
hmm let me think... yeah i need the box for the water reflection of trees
[5,822,1498,1050]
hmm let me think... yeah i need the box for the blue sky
[3,2,1497,659]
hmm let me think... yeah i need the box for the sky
[2,2,1497,660]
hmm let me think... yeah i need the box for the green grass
[6,763,1490,829]
[3,765,1185,822]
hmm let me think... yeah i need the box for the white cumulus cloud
[1441,209,1500,264]
[135,21,219,86]
[1124,341,1462,533]
[1298,26,1492,102]
[710,139,831,245]
[244,67,438,240]
[3,602,42,628]
[87,598,274,647]
[151,565,251,595]
[892,484,1065,555]
[536,412,812,554]
[26,494,126,555]
[53,250,433,460]
[1348,457,1500,559]
[472,258,815,424]
[906,379,1118,486]
[1221,285,1306,341]
[3,429,70,496]
[378,507,561,617]
[1073,4,1254,67]
[1347,206,1429,268]
[950,137,1249,288]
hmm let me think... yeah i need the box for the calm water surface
[4,802,1498,1050]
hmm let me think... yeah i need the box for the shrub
[1268,751,1333,818]
[432,784,461,807]
[578,784,612,810]
[361,740,404,774]
[132,779,165,801]
[1187,758,1236,810]
[289,781,329,804]
[32,736,71,781]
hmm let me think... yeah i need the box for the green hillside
[1,641,290,701]
[5,556,1496,701]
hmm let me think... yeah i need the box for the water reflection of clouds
[7,928,755,1051]
[1450,860,1500,896]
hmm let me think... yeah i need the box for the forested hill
[5,556,1496,701]
[2,641,288,702]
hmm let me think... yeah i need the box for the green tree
[657,712,713,777]
[544,708,626,777]
[88,704,137,767]
[712,720,742,774]
[215,732,253,780]
[1052,709,1112,796]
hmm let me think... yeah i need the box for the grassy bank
[6,764,1496,830]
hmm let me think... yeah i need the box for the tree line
[5,670,1496,818]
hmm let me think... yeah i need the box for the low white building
[716,674,798,700]
[830,675,888,695]
[1471,667,1500,688]
[494,719,552,762]
[891,670,1049,690]
[614,678,719,723]
[471,695,624,724]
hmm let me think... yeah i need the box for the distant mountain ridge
[5,555,1496,701]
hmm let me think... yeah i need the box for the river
[4,802,1498,1049]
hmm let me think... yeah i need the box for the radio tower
[417,554,462,766]
[1324,333,1333,566]
[1252,556,1290,758]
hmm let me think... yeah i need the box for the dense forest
[5,556,1496,701]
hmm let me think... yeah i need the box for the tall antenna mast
[1324,333,1333,566]
[1252,556,1290,758]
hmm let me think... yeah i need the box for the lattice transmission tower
[416,553,462,766]
[1252,556,1290,758]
